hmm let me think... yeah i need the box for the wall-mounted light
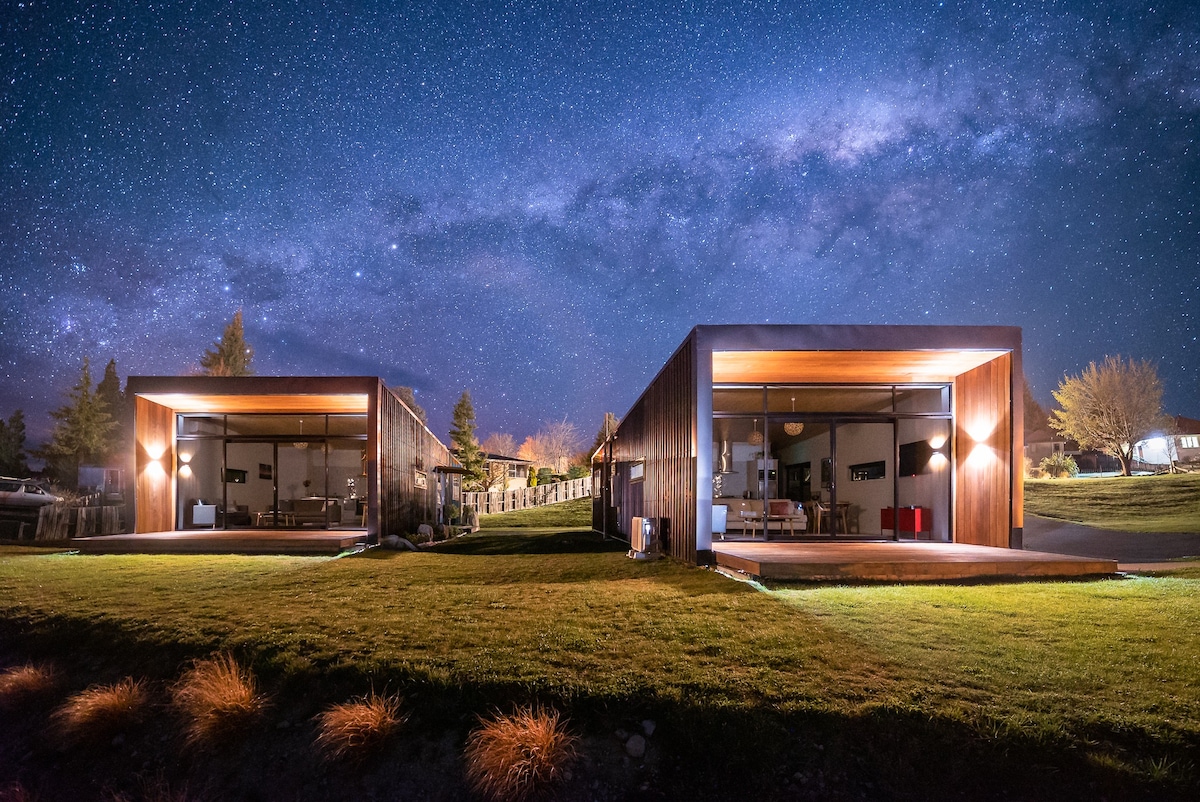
[929,437,950,468]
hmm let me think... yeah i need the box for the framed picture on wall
[259,463,272,480]
[820,458,832,489]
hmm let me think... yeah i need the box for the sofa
[287,497,343,526]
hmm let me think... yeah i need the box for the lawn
[477,495,593,528]
[1,530,1198,799]
[1025,473,1200,532]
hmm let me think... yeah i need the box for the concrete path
[1023,514,1200,569]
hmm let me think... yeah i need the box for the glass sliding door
[175,413,367,531]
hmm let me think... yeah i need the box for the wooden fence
[464,477,592,515]
[18,503,125,541]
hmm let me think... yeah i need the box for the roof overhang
[711,349,1011,384]
[135,393,369,414]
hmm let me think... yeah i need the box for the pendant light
[784,396,805,436]
[747,418,764,446]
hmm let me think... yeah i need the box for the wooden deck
[712,541,1118,581]
[72,529,369,556]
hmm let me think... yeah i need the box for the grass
[0,532,1198,797]
[172,653,268,745]
[314,692,406,761]
[464,706,578,802]
[478,496,592,529]
[0,663,59,708]
[51,678,149,744]
[1025,473,1200,532]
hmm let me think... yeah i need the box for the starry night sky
[2,0,1197,445]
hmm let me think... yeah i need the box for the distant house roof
[1174,416,1200,435]
[482,452,531,464]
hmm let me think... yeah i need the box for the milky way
[2,0,1197,443]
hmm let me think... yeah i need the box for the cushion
[768,500,791,516]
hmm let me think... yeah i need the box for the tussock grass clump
[51,677,148,744]
[0,663,59,708]
[172,654,267,745]
[0,782,35,802]
[464,706,578,802]
[314,692,406,761]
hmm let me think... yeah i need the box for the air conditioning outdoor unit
[630,516,654,553]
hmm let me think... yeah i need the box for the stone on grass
[625,733,646,759]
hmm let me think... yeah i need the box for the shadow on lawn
[427,528,629,556]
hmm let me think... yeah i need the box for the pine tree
[0,409,32,477]
[449,391,486,490]
[394,386,427,425]
[200,309,255,376]
[96,358,128,460]
[40,357,115,487]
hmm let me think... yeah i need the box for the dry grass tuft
[172,654,267,745]
[314,692,406,761]
[0,663,59,708]
[0,782,36,802]
[50,678,148,744]
[464,706,579,802]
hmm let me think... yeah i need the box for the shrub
[464,706,578,802]
[0,663,59,708]
[314,692,406,761]
[51,678,148,744]
[1040,453,1080,479]
[172,654,267,745]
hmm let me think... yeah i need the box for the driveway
[1023,514,1200,566]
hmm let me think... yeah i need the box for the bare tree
[536,419,584,474]
[516,435,544,468]
[1050,355,1173,476]
[480,432,517,457]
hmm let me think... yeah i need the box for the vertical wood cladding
[609,338,698,562]
[953,353,1013,548]
[376,385,450,538]
[133,396,174,533]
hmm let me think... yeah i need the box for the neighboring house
[1024,422,1074,468]
[483,452,533,491]
[126,376,456,541]
[1133,415,1200,470]
[593,324,1024,564]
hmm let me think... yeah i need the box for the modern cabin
[127,376,455,542]
[593,325,1024,564]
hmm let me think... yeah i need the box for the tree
[535,419,584,474]
[1022,384,1049,436]
[96,358,129,461]
[590,412,619,456]
[0,409,31,476]
[1050,355,1173,476]
[394,386,427,425]
[200,309,254,376]
[480,432,517,458]
[449,391,486,490]
[479,433,518,492]
[39,357,115,488]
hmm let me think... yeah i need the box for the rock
[625,734,646,759]
[641,719,656,737]
[382,535,402,549]
[614,728,630,741]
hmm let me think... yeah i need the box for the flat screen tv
[898,441,933,476]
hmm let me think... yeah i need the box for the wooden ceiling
[137,393,370,414]
[711,349,1010,384]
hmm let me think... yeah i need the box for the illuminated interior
[707,348,997,542]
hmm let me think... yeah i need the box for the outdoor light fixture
[783,396,805,436]
[748,418,764,446]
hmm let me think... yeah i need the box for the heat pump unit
[630,516,654,553]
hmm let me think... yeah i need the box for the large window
[176,414,367,530]
[712,384,952,540]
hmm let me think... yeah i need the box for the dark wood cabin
[593,325,1023,564]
